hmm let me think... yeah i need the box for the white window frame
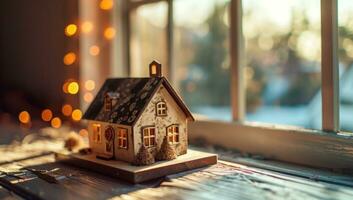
[117,128,128,149]
[92,123,102,143]
[156,101,167,116]
[142,126,156,147]
[115,0,353,169]
[167,124,179,144]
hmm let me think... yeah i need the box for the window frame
[156,101,167,116]
[92,123,102,143]
[117,0,353,169]
[167,124,179,144]
[117,128,128,149]
[142,126,156,147]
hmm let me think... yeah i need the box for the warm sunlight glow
[104,27,116,40]
[68,82,79,94]
[65,24,77,36]
[51,117,62,129]
[19,111,30,124]
[41,109,53,122]
[81,21,93,34]
[79,129,88,137]
[62,104,73,116]
[100,0,114,10]
[63,52,76,66]
[89,45,100,56]
[84,92,94,102]
[84,80,95,91]
[72,109,82,121]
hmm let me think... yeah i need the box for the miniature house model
[83,61,195,165]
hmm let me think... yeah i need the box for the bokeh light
[63,52,76,66]
[89,45,100,56]
[18,111,30,124]
[62,104,73,116]
[104,27,116,40]
[68,82,79,94]
[84,92,94,102]
[100,0,114,10]
[51,117,62,128]
[62,82,69,93]
[84,80,95,91]
[79,129,88,137]
[81,21,93,34]
[71,109,82,121]
[41,109,53,122]
[65,24,77,36]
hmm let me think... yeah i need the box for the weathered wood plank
[1,128,353,200]
[55,150,217,183]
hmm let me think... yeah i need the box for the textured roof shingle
[83,77,194,125]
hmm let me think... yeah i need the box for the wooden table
[0,127,353,200]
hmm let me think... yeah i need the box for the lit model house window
[167,125,179,144]
[92,124,102,143]
[156,101,167,116]
[143,127,156,147]
[117,128,128,149]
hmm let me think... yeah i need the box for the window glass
[92,124,101,143]
[173,0,231,121]
[338,0,353,132]
[118,129,128,148]
[243,0,322,129]
[130,2,168,77]
[156,101,167,115]
[167,125,179,144]
[143,127,156,147]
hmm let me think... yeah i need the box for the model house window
[143,127,156,147]
[92,124,102,143]
[117,128,128,149]
[156,101,167,116]
[167,125,179,144]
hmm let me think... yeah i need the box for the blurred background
[1,0,353,144]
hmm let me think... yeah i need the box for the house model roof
[83,77,194,125]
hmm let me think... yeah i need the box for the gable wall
[133,85,188,156]
[88,120,134,163]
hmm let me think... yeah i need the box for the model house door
[104,126,115,158]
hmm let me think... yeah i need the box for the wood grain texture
[230,0,245,121]
[55,150,217,183]
[321,0,339,132]
[189,120,353,169]
[1,127,353,200]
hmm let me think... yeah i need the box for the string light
[51,117,62,128]
[62,104,73,116]
[81,21,93,34]
[71,109,82,121]
[100,0,114,10]
[68,82,79,94]
[84,80,95,91]
[65,24,77,36]
[79,129,88,137]
[41,109,53,122]
[63,52,76,66]
[84,92,94,102]
[89,45,100,56]
[104,27,116,40]
[18,111,30,124]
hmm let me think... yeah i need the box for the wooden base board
[55,149,217,183]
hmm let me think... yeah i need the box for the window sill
[189,120,353,169]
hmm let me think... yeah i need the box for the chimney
[149,60,162,77]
